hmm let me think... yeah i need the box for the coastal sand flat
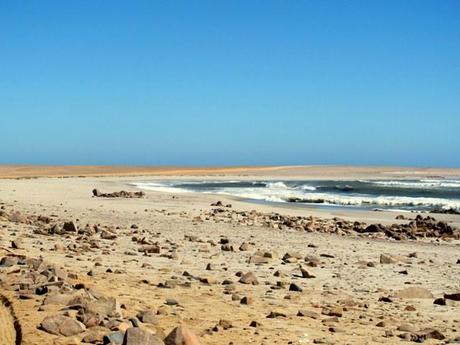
[0,171,459,344]
[1,164,460,179]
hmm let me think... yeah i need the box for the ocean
[131,179,460,213]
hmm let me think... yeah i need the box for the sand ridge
[1,164,460,179]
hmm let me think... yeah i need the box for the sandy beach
[0,166,459,345]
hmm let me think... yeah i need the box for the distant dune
[0,164,459,179]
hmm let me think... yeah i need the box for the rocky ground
[0,177,459,345]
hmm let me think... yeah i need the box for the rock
[282,252,303,262]
[123,328,164,345]
[63,221,78,232]
[164,325,202,345]
[434,297,446,305]
[299,265,315,278]
[380,254,402,264]
[393,287,433,299]
[40,314,86,336]
[43,293,74,306]
[0,256,19,267]
[289,283,303,292]
[418,329,445,340]
[238,272,259,285]
[221,244,234,251]
[239,242,250,251]
[267,311,286,318]
[217,319,232,330]
[362,224,384,233]
[84,296,119,317]
[8,211,28,223]
[444,293,460,301]
[139,245,160,254]
[137,310,159,324]
[249,320,261,327]
[240,296,253,305]
[248,255,270,264]
[82,326,108,343]
[93,190,145,198]
[104,331,125,344]
[11,238,23,249]
[322,307,343,317]
[397,323,418,333]
[378,296,392,303]
[165,298,179,306]
[297,310,320,319]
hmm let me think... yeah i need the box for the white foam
[266,181,290,189]
[210,189,460,210]
[130,182,190,194]
[132,179,460,211]
[299,184,317,191]
[369,179,460,188]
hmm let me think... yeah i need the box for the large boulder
[40,314,86,336]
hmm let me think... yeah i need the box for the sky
[1,1,459,167]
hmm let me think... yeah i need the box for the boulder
[84,296,119,317]
[123,327,164,345]
[164,326,201,345]
[444,293,460,301]
[137,310,159,324]
[40,314,86,336]
[63,221,78,233]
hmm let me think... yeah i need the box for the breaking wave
[132,179,460,212]
[367,179,460,188]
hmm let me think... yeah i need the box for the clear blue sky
[1,1,459,167]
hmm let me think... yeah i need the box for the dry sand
[0,166,459,344]
[1,164,460,179]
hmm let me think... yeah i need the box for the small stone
[297,310,320,319]
[240,296,253,305]
[289,283,303,292]
[267,311,286,318]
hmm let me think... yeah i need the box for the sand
[0,166,459,344]
[1,164,460,179]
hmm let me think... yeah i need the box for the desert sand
[0,166,459,345]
